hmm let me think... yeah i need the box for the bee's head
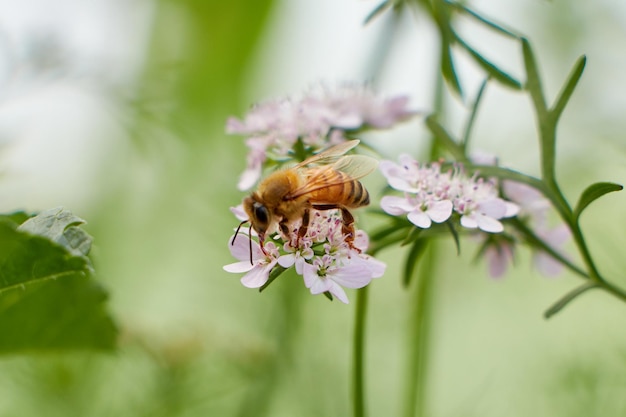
[243,194,271,241]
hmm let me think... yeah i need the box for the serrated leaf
[573,182,623,222]
[552,55,586,121]
[403,238,429,288]
[455,35,522,90]
[0,220,117,352]
[0,221,90,292]
[18,207,92,257]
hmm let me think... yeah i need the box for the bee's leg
[277,219,292,246]
[339,207,358,250]
[312,204,360,251]
[295,208,310,246]
[258,232,268,256]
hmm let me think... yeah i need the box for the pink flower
[278,239,314,275]
[380,155,519,232]
[223,236,279,288]
[503,180,550,223]
[225,206,386,302]
[227,83,415,190]
[484,240,515,278]
[534,224,571,277]
[380,195,453,228]
[302,255,377,304]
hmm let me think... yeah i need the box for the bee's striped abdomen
[308,170,370,208]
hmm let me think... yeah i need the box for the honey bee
[232,140,378,261]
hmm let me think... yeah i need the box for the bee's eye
[253,203,269,224]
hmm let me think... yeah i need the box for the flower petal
[380,196,414,216]
[309,276,332,295]
[327,281,349,304]
[427,200,453,223]
[330,264,373,289]
[240,263,274,288]
[223,261,254,273]
[353,255,387,278]
[302,262,319,288]
[407,210,432,228]
[460,214,478,229]
[477,199,507,219]
[485,243,513,279]
[228,235,263,262]
[278,253,295,268]
[476,214,504,233]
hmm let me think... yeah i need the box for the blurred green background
[0,0,625,416]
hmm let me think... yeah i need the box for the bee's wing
[294,139,360,168]
[288,155,378,200]
[330,154,379,180]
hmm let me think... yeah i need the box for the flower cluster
[379,154,519,233]
[226,83,415,190]
[223,207,385,304]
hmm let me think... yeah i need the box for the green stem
[402,243,436,417]
[352,285,369,417]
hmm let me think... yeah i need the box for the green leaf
[522,38,547,114]
[402,226,423,246]
[323,291,334,301]
[441,41,463,99]
[454,35,522,90]
[573,182,623,222]
[448,2,520,39]
[544,282,598,319]
[0,220,117,352]
[425,115,466,161]
[0,211,32,226]
[463,164,547,193]
[18,207,92,257]
[551,55,586,121]
[0,221,90,292]
[403,238,429,288]
[0,273,117,352]
[364,0,391,25]
[445,222,461,255]
[461,78,488,150]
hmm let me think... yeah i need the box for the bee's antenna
[231,220,255,265]
[231,220,249,246]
